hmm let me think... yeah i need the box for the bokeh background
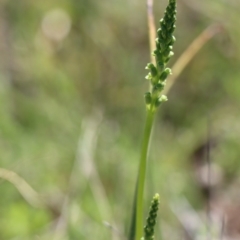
[0,0,240,239]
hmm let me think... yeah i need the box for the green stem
[135,107,155,240]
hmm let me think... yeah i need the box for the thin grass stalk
[135,108,155,240]
[164,24,222,94]
[147,0,156,64]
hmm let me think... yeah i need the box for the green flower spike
[133,2,177,240]
[141,194,160,240]
[145,0,177,112]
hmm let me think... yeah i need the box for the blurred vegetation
[0,0,240,239]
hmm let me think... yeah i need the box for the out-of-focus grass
[0,0,240,239]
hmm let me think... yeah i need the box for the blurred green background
[0,0,240,239]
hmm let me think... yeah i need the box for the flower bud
[145,63,158,78]
[144,92,152,105]
[159,68,172,81]
[154,82,165,92]
[155,95,168,107]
